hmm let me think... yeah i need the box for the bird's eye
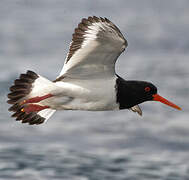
[145,87,151,92]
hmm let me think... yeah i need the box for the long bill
[152,94,182,110]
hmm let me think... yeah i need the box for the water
[0,0,189,179]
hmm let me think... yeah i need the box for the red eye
[145,87,151,92]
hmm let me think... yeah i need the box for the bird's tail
[7,70,56,125]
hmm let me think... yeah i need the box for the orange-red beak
[152,94,181,110]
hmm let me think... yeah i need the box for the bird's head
[116,77,181,110]
[127,81,181,110]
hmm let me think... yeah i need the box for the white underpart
[52,76,119,111]
[26,74,119,120]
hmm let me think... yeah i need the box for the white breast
[51,76,119,111]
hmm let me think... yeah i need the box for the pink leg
[21,104,50,113]
[20,94,53,105]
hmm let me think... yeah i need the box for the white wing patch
[55,16,127,81]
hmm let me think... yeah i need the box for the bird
[7,16,181,125]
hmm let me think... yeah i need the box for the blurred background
[0,0,189,179]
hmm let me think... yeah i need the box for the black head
[116,76,181,110]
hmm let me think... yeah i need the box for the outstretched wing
[55,16,127,81]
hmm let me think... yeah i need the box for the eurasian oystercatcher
[7,16,181,125]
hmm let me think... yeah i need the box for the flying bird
[7,16,181,125]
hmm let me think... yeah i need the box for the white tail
[7,70,56,125]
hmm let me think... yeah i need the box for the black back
[116,75,157,109]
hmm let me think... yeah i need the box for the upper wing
[55,16,127,81]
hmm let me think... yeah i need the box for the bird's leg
[19,94,53,114]
[21,104,50,113]
[20,94,53,105]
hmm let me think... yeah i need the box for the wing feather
[56,16,127,81]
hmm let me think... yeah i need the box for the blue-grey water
[0,0,189,179]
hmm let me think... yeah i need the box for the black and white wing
[55,16,127,81]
